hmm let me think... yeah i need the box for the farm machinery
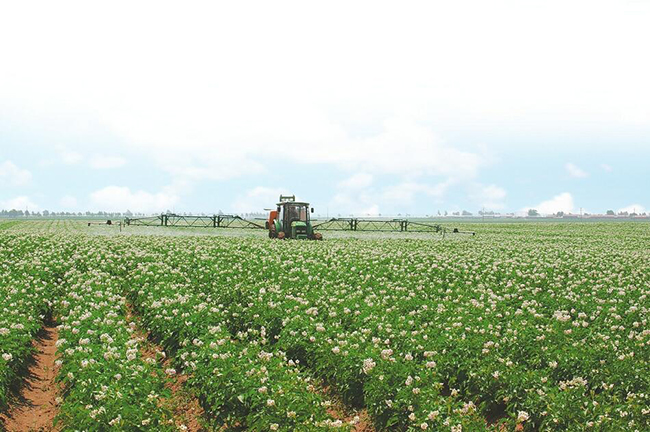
[123,194,475,239]
[267,195,321,240]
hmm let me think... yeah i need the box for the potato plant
[1,221,648,431]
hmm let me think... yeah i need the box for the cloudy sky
[1,0,648,216]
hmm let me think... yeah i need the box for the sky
[1,0,649,217]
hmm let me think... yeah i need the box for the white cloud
[565,163,588,178]
[89,155,127,169]
[601,163,613,172]
[381,181,450,206]
[59,195,78,209]
[329,190,380,216]
[524,192,574,215]
[232,187,293,213]
[89,186,178,213]
[358,204,380,216]
[469,183,507,210]
[1,196,39,211]
[55,145,83,165]
[337,173,373,190]
[3,1,649,142]
[0,161,32,186]
[1,1,648,213]
[308,118,485,179]
[617,204,645,214]
[328,179,451,216]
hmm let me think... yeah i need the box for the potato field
[0,220,648,431]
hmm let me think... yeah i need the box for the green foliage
[1,221,649,431]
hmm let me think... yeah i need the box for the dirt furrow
[320,385,375,432]
[125,306,207,432]
[0,325,60,432]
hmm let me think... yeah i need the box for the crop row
[127,254,346,431]
[52,241,175,430]
[0,234,71,416]
[120,228,648,431]
[2,222,648,431]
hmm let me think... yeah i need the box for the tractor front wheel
[277,231,286,240]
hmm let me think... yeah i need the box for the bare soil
[321,385,375,432]
[126,306,207,431]
[0,325,60,432]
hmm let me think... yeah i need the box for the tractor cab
[267,195,321,240]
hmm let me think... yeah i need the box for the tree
[528,209,539,217]
[555,211,564,217]
[462,210,473,216]
[606,210,615,216]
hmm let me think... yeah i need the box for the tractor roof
[277,201,310,206]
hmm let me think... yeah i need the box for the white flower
[427,410,439,420]
[2,353,12,362]
[517,411,530,422]
[270,424,279,431]
[362,358,376,374]
[266,399,275,406]
[420,423,428,430]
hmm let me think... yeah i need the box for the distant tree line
[0,209,146,218]
[1,208,647,219]
[0,209,271,219]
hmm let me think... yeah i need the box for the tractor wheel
[314,232,323,241]
[277,231,286,240]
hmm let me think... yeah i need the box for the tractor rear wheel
[313,232,323,241]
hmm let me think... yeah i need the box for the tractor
[266,195,322,240]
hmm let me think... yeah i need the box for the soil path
[1,325,60,432]
[321,385,375,432]
[125,306,207,431]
